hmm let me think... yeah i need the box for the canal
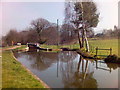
[14,51,119,88]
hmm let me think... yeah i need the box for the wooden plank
[97,48,111,50]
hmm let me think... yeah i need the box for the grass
[88,39,118,56]
[2,50,45,88]
[13,45,27,50]
[40,39,119,57]
[9,39,118,57]
[40,44,79,49]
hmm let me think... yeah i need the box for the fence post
[96,47,98,56]
[110,48,112,55]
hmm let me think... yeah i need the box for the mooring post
[96,47,98,56]
[110,48,112,55]
[57,19,59,47]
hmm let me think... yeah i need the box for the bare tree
[31,18,50,44]
[63,2,82,47]
[41,25,60,45]
[60,24,77,44]
[4,29,19,46]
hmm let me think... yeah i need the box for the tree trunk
[82,28,85,48]
[77,30,82,49]
[84,29,89,52]
[38,34,42,44]
[80,2,89,52]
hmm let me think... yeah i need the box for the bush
[104,54,120,63]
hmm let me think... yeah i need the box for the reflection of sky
[1,0,118,35]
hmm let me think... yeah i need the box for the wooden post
[57,19,59,46]
[96,47,98,56]
[110,48,112,55]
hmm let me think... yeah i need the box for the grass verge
[13,45,27,51]
[2,50,45,88]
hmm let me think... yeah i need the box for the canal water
[14,51,119,88]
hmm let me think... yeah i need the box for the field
[88,39,119,57]
[2,50,45,88]
[41,39,119,57]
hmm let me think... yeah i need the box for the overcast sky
[0,0,119,36]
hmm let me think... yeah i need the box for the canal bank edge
[11,50,50,89]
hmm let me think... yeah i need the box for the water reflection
[14,51,119,88]
[60,56,97,88]
[29,52,57,71]
[15,51,77,71]
[25,51,59,71]
[106,63,120,70]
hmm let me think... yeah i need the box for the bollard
[110,48,112,55]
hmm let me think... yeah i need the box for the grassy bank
[41,39,118,56]
[2,50,45,88]
[13,45,26,51]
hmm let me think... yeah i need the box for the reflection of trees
[95,60,120,73]
[59,51,77,62]
[106,63,120,70]
[57,51,77,78]
[15,51,77,72]
[25,51,59,71]
[60,55,98,88]
[13,51,21,58]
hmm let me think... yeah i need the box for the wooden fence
[96,47,112,56]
